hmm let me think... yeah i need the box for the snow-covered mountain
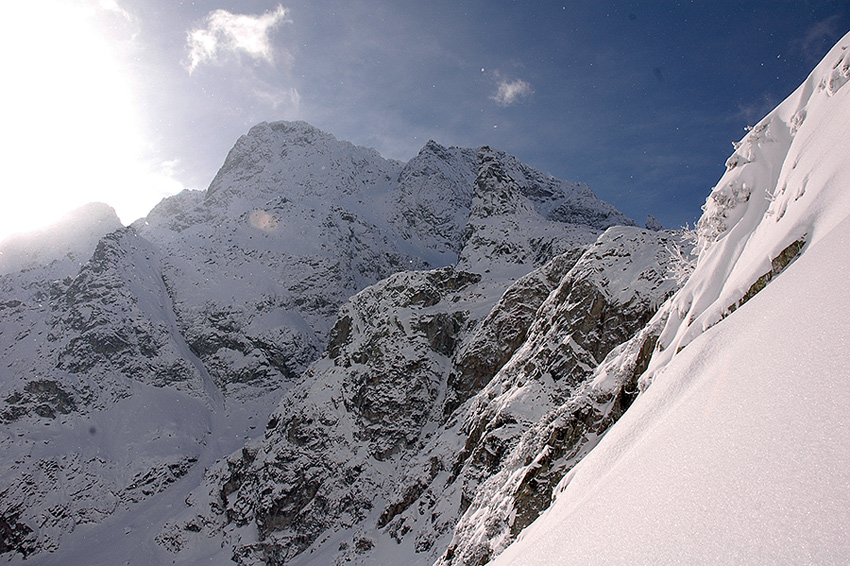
[3,28,848,566]
[151,223,682,566]
[134,121,631,395]
[0,120,632,562]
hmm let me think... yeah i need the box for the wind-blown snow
[491,29,850,566]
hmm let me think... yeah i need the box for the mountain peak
[206,120,396,201]
[252,120,334,145]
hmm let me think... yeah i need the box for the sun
[0,0,183,243]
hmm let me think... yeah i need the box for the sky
[1,1,849,242]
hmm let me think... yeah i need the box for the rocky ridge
[156,225,684,566]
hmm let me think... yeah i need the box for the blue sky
[2,1,849,240]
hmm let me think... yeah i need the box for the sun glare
[0,1,182,242]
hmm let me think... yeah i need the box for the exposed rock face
[418,227,684,566]
[437,314,669,566]
[444,250,583,417]
[157,226,682,566]
[165,267,486,565]
[51,229,207,396]
[645,214,663,231]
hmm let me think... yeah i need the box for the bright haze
[1,0,848,242]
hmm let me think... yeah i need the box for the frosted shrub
[666,225,698,285]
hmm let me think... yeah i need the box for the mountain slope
[153,224,681,566]
[136,122,630,395]
[491,28,850,566]
[5,27,847,561]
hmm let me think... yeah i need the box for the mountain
[5,29,848,565]
[153,224,682,565]
[134,122,632,394]
[0,121,633,562]
[489,28,850,566]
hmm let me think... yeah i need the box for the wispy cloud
[491,76,533,106]
[186,4,291,73]
[253,85,301,113]
[792,14,843,64]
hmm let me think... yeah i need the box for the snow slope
[492,204,850,566]
[492,29,850,566]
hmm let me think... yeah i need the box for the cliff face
[154,224,682,566]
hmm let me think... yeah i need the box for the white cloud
[99,0,132,21]
[253,86,301,112]
[186,4,291,73]
[492,77,533,106]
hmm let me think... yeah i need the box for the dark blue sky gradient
[128,1,850,229]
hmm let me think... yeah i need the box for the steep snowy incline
[491,29,850,566]
[649,30,850,373]
[492,201,850,566]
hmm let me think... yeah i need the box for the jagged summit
[206,120,400,202]
[645,214,663,231]
[388,139,479,265]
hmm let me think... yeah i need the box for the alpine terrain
[1,29,848,566]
